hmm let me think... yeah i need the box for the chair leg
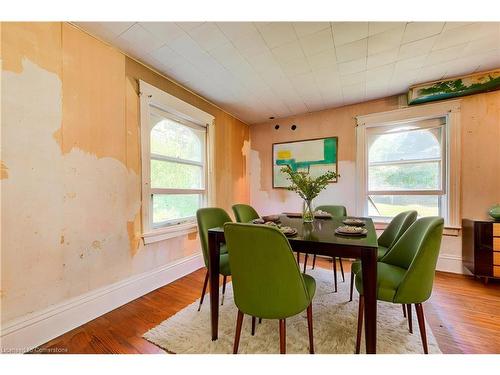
[312,254,317,270]
[355,295,364,354]
[221,275,227,306]
[406,304,413,333]
[251,316,256,336]
[258,318,262,324]
[349,271,354,302]
[339,257,345,282]
[233,310,244,354]
[297,252,301,265]
[307,304,314,354]
[402,304,407,318]
[332,257,338,292]
[303,253,309,273]
[279,319,286,354]
[197,270,209,312]
[415,303,429,354]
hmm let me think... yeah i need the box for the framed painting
[272,137,338,188]
[408,68,500,105]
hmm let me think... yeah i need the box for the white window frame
[356,100,461,232]
[139,80,215,244]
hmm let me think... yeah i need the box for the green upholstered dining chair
[353,217,444,354]
[232,204,260,223]
[301,204,347,293]
[224,223,316,354]
[196,207,232,311]
[349,210,418,302]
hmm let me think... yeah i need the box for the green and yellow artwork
[408,69,500,105]
[272,137,338,188]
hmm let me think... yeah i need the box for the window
[356,100,461,229]
[140,81,215,243]
[366,118,446,219]
[149,108,206,227]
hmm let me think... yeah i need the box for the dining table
[207,214,379,353]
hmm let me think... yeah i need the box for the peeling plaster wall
[249,92,500,274]
[0,22,249,323]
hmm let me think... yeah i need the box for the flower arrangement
[280,165,338,222]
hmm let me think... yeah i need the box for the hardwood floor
[34,258,500,354]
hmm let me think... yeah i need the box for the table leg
[361,248,377,354]
[208,231,221,340]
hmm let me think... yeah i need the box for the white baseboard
[0,253,204,353]
[436,254,467,275]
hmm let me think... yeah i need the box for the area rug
[143,268,441,354]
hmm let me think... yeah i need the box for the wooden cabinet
[463,218,500,283]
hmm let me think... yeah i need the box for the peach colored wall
[0,22,249,323]
[249,96,400,215]
[249,89,500,273]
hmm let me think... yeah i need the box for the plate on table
[314,210,332,219]
[279,226,298,237]
[335,225,367,236]
[251,218,265,224]
[284,212,302,218]
[343,218,365,226]
[262,214,280,223]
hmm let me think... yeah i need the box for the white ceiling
[75,22,500,124]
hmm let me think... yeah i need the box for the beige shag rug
[144,268,441,354]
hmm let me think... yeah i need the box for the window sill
[142,222,198,244]
[373,221,461,237]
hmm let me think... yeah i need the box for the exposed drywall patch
[2,58,141,322]
[1,22,62,75]
[127,211,142,255]
[1,161,8,179]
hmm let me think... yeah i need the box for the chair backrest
[232,204,260,223]
[382,217,444,304]
[378,210,418,250]
[224,223,311,319]
[315,205,347,217]
[196,208,232,267]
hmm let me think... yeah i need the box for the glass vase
[302,199,314,223]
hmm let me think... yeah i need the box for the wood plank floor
[35,258,500,354]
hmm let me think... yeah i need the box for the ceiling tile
[367,48,399,69]
[293,22,330,37]
[216,22,257,41]
[368,25,405,55]
[398,36,437,60]
[401,22,444,44]
[340,71,366,86]
[77,21,500,124]
[233,30,269,58]
[280,57,311,76]
[338,57,367,76]
[368,22,406,36]
[139,22,185,44]
[425,43,468,66]
[187,23,229,51]
[176,22,205,32]
[332,22,369,46]
[115,24,164,55]
[335,38,368,63]
[306,49,337,70]
[258,22,297,49]
[272,41,305,63]
[102,22,136,35]
[432,23,497,51]
[299,28,334,56]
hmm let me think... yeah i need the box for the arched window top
[369,127,442,163]
[150,113,204,162]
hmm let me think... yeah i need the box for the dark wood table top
[208,214,378,249]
